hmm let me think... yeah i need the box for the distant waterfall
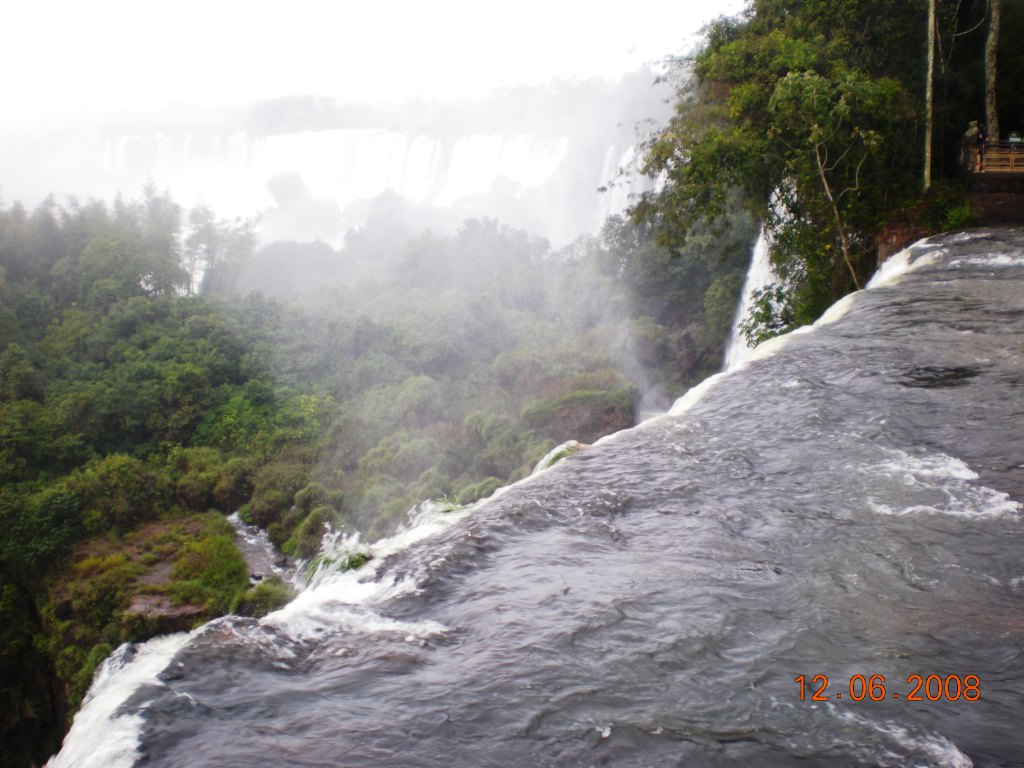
[723,228,773,370]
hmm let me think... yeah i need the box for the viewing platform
[964,141,1024,188]
[962,140,1024,222]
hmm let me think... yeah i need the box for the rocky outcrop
[123,595,207,637]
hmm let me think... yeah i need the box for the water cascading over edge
[723,227,773,370]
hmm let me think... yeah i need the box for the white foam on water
[668,229,1009,423]
[880,726,973,768]
[812,291,859,327]
[835,710,973,767]
[950,253,1024,268]
[266,435,626,640]
[868,241,942,289]
[867,448,1020,520]
[533,440,584,473]
[263,501,471,640]
[667,370,730,417]
[946,230,992,243]
[46,633,191,768]
[227,511,292,582]
[270,447,599,639]
[666,287,857,418]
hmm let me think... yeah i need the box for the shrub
[170,534,248,613]
[294,482,328,512]
[457,476,503,504]
[285,505,336,558]
[247,488,291,528]
[169,447,223,511]
[230,576,294,618]
[213,457,255,511]
[65,554,142,636]
[65,454,170,533]
[246,461,308,527]
[413,468,454,502]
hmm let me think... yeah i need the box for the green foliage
[0,484,79,577]
[457,476,503,504]
[64,553,143,639]
[37,511,248,723]
[212,456,256,511]
[944,203,973,231]
[703,272,746,341]
[77,233,186,308]
[739,284,798,346]
[521,373,637,440]
[413,468,455,503]
[64,454,170,533]
[304,550,373,583]
[169,447,224,511]
[230,576,294,618]
[632,0,982,340]
[285,505,337,558]
[170,534,249,613]
[247,460,308,528]
[395,375,444,427]
[294,482,329,512]
[0,344,44,403]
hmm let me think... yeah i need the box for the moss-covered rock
[40,511,250,720]
[457,476,503,504]
[532,440,586,473]
[524,378,634,444]
[230,575,295,618]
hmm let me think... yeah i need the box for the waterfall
[723,228,773,370]
[82,128,632,245]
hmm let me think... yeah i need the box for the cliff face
[0,604,65,768]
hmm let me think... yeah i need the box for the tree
[632,3,918,338]
[184,205,219,295]
[185,207,255,296]
[986,0,1002,140]
[0,344,44,403]
[77,233,186,308]
[768,69,905,289]
[140,184,182,270]
[925,0,936,191]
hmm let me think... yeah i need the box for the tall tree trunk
[925,0,936,192]
[986,0,1001,141]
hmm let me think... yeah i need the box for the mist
[0,0,757,525]
[3,0,744,231]
[2,74,668,248]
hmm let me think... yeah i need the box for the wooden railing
[964,141,1024,174]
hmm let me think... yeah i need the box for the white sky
[6,0,745,124]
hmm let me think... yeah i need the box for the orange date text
[794,674,981,702]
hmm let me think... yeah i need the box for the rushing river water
[52,229,1024,767]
